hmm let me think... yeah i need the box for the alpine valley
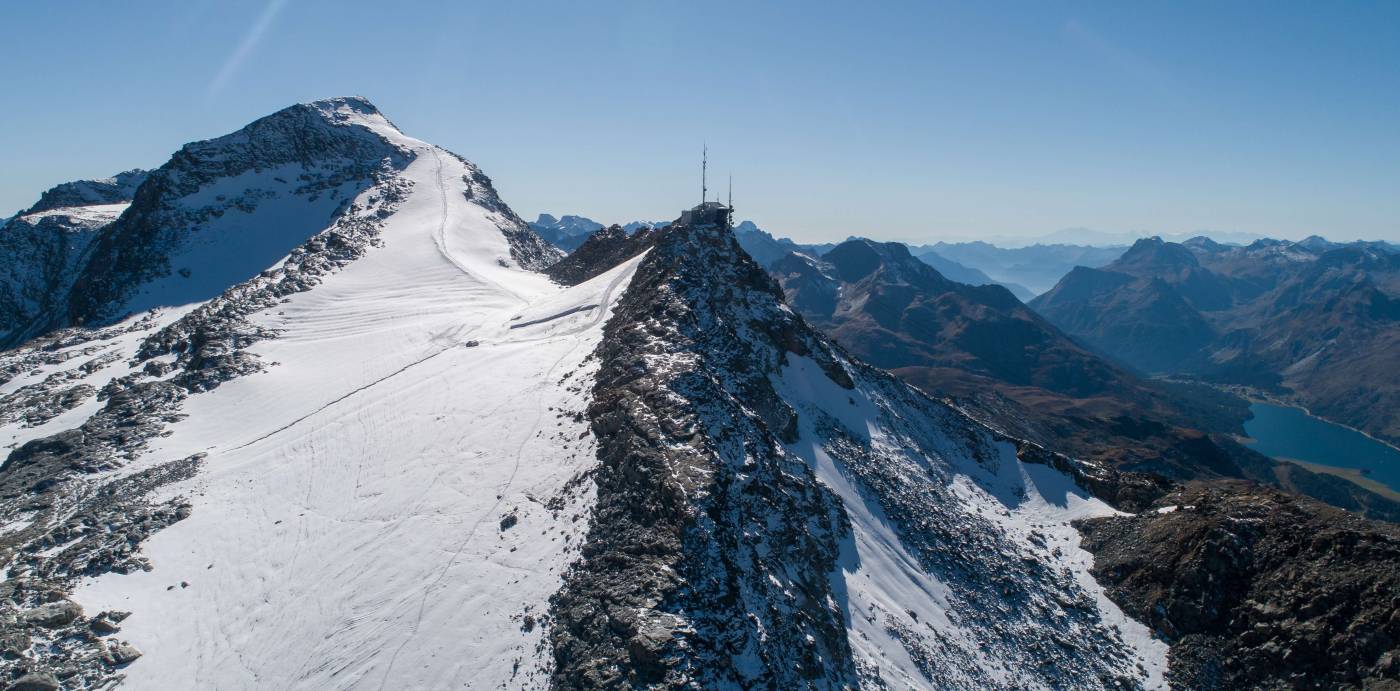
[1,98,1397,691]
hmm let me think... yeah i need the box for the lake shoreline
[1188,380,1400,457]
[1239,401,1400,498]
[1276,457,1400,503]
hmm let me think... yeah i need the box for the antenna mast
[701,144,708,205]
[727,174,733,225]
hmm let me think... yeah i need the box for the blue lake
[1243,402,1400,493]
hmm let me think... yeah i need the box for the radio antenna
[701,144,708,205]
[727,174,734,226]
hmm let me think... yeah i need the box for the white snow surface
[13,202,130,227]
[68,141,641,689]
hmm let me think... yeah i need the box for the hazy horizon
[4,1,1398,243]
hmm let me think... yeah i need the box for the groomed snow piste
[54,127,641,689]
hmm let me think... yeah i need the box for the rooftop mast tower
[727,174,733,226]
[701,144,708,205]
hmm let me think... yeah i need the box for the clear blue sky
[3,1,1398,243]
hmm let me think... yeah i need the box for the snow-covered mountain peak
[168,96,414,177]
[0,98,560,347]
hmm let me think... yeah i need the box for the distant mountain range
[527,213,662,251]
[993,227,1269,248]
[1032,235,1400,448]
[918,241,1128,296]
[530,215,1043,299]
[763,238,1398,522]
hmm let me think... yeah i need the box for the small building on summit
[678,200,732,229]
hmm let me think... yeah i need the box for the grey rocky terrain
[1079,482,1400,690]
[22,172,148,216]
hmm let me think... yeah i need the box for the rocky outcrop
[550,213,857,688]
[3,98,560,350]
[1078,482,1400,689]
[132,171,412,393]
[22,171,148,215]
[0,455,200,689]
[1,199,129,346]
[545,224,656,286]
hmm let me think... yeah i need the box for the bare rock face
[20,601,81,629]
[61,98,416,334]
[23,171,149,215]
[1,192,131,346]
[545,224,656,286]
[549,214,856,688]
[1077,482,1400,689]
[7,672,59,691]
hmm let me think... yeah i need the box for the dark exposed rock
[1,169,147,342]
[70,100,409,330]
[0,97,559,688]
[1006,438,1174,513]
[100,642,141,667]
[0,101,414,687]
[6,672,58,691]
[22,171,148,215]
[0,163,409,682]
[1,98,416,350]
[771,239,1400,522]
[0,454,200,688]
[87,615,119,636]
[0,206,123,347]
[550,209,857,688]
[545,224,657,286]
[20,601,80,629]
[1078,482,1400,689]
[131,170,411,393]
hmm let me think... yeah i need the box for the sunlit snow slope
[16,109,637,690]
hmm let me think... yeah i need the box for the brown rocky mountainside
[771,239,1400,521]
[1078,482,1400,690]
[1032,236,1400,448]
